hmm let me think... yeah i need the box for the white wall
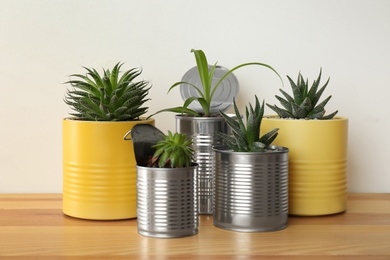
[0,0,389,193]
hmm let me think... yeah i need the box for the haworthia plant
[267,69,338,120]
[218,96,279,152]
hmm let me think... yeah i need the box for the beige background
[0,0,389,193]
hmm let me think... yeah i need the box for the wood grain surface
[0,193,389,259]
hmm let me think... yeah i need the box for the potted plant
[262,69,348,216]
[129,126,198,238]
[62,62,154,220]
[213,96,289,232]
[149,49,282,214]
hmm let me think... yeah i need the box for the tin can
[136,164,198,238]
[213,146,289,232]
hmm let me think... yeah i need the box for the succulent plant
[64,62,151,121]
[148,131,194,168]
[149,49,282,118]
[267,69,338,120]
[218,96,279,152]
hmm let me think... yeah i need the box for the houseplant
[262,69,348,216]
[150,49,282,214]
[129,126,198,238]
[213,96,289,232]
[62,62,154,220]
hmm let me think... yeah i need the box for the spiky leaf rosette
[218,96,279,152]
[64,62,151,121]
[267,69,338,120]
[149,131,194,168]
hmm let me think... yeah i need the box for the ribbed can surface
[288,159,347,215]
[62,118,154,220]
[261,116,348,216]
[213,146,289,232]
[136,164,198,238]
[176,115,232,214]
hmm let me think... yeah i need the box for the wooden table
[1,194,389,259]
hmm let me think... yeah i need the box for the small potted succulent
[130,127,198,238]
[150,49,282,214]
[261,69,348,216]
[62,62,154,220]
[213,96,289,232]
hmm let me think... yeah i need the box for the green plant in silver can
[266,69,338,120]
[218,96,279,152]
[149,49,282,117]
[148,131,194,168]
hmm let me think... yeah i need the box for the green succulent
[267,69,338,120]
[64,62,151,121]
[218,96,279,152]
[148,131,194,168]
[149,49,282,118]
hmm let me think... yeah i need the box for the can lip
[263,115,348,122]
[136,163,199,170]
[175,114,236,121]
[63,117,155,123]
[212,145,289,154]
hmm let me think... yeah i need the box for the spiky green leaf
[64,63,150,121]
[267,69,337,119]
[219,95,279,152]
[149,131,194,168]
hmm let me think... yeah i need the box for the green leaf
[307,68,322,102]
[278,88,294,103]
[300,97,313,114]
[291,103,306,118]
[118,67,141,86]
[307,110,325,119]
[267,104,292,118]
[196,97,210,116]
[207,63,218,96]
[231,98,246,134]
[259,128,279,147]
[312,77,330,107]
[183,97,200,109]
[68,74,100,92]
[219,110,241,134]
[218,95,275,152]
[64,63,150,121]
[217,133,239,151]
[109,62,121,91]
[245,102,258,145]
[211,62,283,100]
[191,49,210,96]
[275,95,292,112]
[168,81,205,100]
[288,75,304,105]
[250,142,266,152]
[320,110,338,120]
[312,95,332,113]
[148,107,199,119]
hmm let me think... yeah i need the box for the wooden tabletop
[0,193,389,259]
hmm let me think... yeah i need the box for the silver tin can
[213,145,289,232]
[176,115,233,215]
[136,164,198,238]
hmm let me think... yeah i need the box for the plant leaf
[191,49,210,96]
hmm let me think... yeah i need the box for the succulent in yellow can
[65,62,150,121]
[62,62,154,220]
[266,69,337,120]
[262,68,348,216]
